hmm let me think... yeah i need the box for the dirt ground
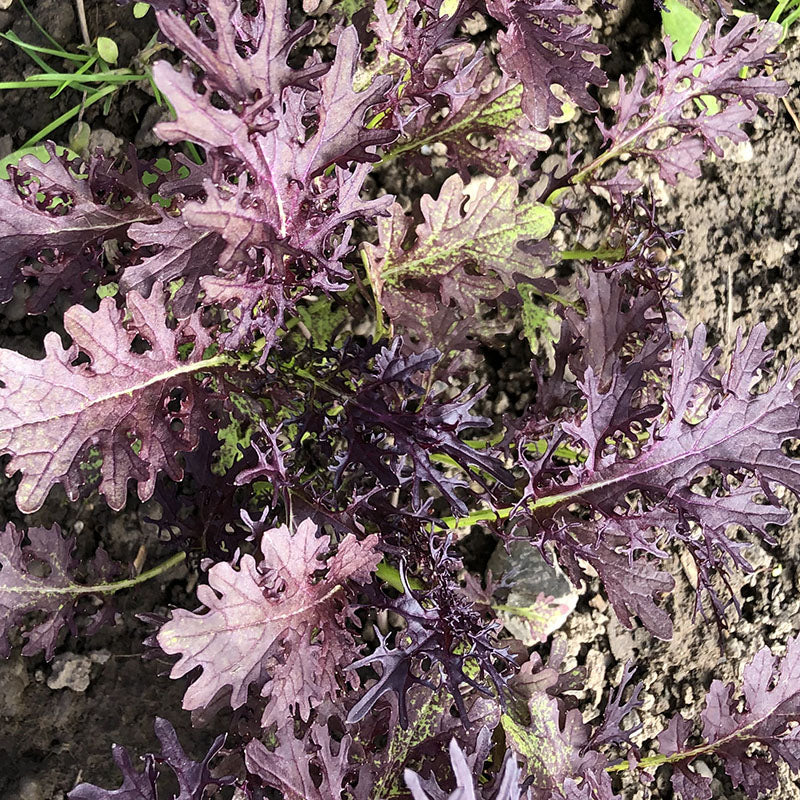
[0,0,798,798]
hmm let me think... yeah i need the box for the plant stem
[0,74,144,90]
[560,246,626,261]
[19,0,66,52]
[375,561,424,592]
[360,247,389,341]
[74,0,91,48]
[0,32,88,61]
[23,552,186,597]
[22,85,117,148]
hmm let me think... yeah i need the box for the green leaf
[96,36,119,65]
[520,283,559,356]
[0,144,50,180]
[385,79,549,174]
[378,174,554,288]
[502,692,575,787]
[68,120,91,154]
[214,393,261,475]
[96,283,119,299]
[364,174,554,344]
[661,0,704,61]
[133,2,151,18]
[297,299,348,351]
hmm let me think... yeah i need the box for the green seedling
[0,0,161,152]
[769,0,800,40]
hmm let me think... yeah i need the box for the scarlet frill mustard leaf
[599,15,786,184]
[70,746,158,800]
[358,2,550,175]
[517,298,800,634]
[348,555,515,726]
[0,146,159,306]
[245,724,353,800]
[659,634,800,798]
[0,289,222,513]
[364,0,480,93]
[155,0,326,107]
[485,0,609,130]
[157,518,380,726]
[398,64,551,177]
[69,717,231,800]
[148,2,396,331]
[405,738,527,800]
[496,646,625,800]
[0,523,119,660]
[124,209,225,319]
[152,61,258,166]
[332,339,514,515]
[351,683,501,800]
[365,174,554,343]
[153,10,395,194]
[501,694,619,799]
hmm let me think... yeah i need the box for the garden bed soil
[0,1,798,798]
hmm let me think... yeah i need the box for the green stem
[24,552,186,597]
[22,85,117,147]
[521,282,579,310]
[19,0,70,52]
[52,54,98,99]
[0,32,89,61]
[0,73,145,90]
[439,505,514,530]
[493,602,552,619]
[26,71,145,84]
[375,561,424,592]
[438,488,575,530]
[559,246,626,262]
[607,723,762,774]
[360,247,389,341]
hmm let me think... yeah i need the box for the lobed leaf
[0,289,222,512]
[405,738,527,800]
[69,717,231,800]
[245,724,353,800]
[516,279,800,634]
[0,146,159,307]
[486,0,609,130]
[0,523,119,660]
[155,0,326,107]
[599,15,786,184]
[365,174,554,344]
[659,634,800,798]
[157,518,380,726]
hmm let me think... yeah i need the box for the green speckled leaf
[390,71,550,175]
[214,393,261,474]
[297,298,349,350]
[365,173,554,338]
[520,283,559,357]
[501,692,576,790]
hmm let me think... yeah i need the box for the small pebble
[47,653,92,693]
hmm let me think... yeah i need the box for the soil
[0,1,798,798]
